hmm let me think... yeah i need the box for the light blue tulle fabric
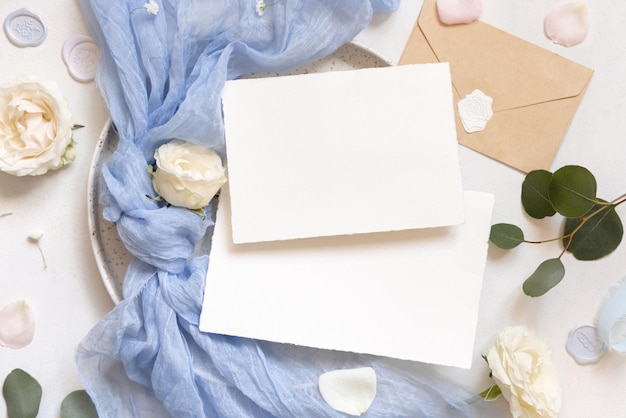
[76,0,505,416]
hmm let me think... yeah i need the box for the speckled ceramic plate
[88,41,391,304]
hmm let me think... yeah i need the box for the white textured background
[1,1,625,417]
[0,1,111,416]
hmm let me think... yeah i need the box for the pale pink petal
[0,300,35,349]
[437,0,483,25]
[545,2,590,47]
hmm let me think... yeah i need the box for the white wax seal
[62,34,101,82]
[3,8,48,47]
[566,324,608,365]
[457,89,493,133]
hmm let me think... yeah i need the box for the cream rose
[486,325,562,418]
[0,76,76,176]
[150,139,227,210]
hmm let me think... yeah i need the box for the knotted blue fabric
[76,1,504,416]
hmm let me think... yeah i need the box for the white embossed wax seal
[566,324,608,365]
[3,8,48,47]
[457,89,493,133]
[62,35,101,82]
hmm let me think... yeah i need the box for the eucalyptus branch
[489,165,625,297]
[522,201,617,245]
[610,192,626,206]
[3,369,98,417]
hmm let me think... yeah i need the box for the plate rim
[87,118,124,305]
[88,41,393,304]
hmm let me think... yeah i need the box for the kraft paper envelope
[400,0,594,173]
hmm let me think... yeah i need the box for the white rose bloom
[151,139,227,210]
[486,325,562,418]
[0,76,76,176]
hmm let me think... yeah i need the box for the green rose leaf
[564,202,624,260]
[3,369,42,418]
[479,384,502,401]
[523,258,566,297]
[61,390,99,418]
[489,223,524,249]
[548,165,597,218]
[521,169,556,219]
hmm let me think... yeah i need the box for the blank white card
[200,189,494,369]
[220,63,464,243]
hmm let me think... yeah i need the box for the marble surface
[1,0,625,417]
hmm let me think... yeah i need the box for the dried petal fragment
[318,367,377,416]
[144,0,159,15]
[436,0,483,25]
[545,2,590,47]
[28,230,47,269]
[0,300,35,349]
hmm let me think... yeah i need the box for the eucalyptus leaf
[564,202,624,260]
[549,165,597,217]
[61,390,98,418]
[521,169,556,219]
[3,369,42,418]
[523,258,565,297]
[489,223,524,249]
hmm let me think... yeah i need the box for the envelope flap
[417,0,593,111]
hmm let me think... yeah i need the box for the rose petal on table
[0,300,35,349]
[544,2,590,47]
[436,0,483,25]
[318,367,377,416]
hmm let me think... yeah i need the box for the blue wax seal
[566,324,608,365]
[4,8,48,47]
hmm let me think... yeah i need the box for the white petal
[544,2,589,47]
[437,0,483,25]
[318,367,377,416]
[0,300,35,348]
